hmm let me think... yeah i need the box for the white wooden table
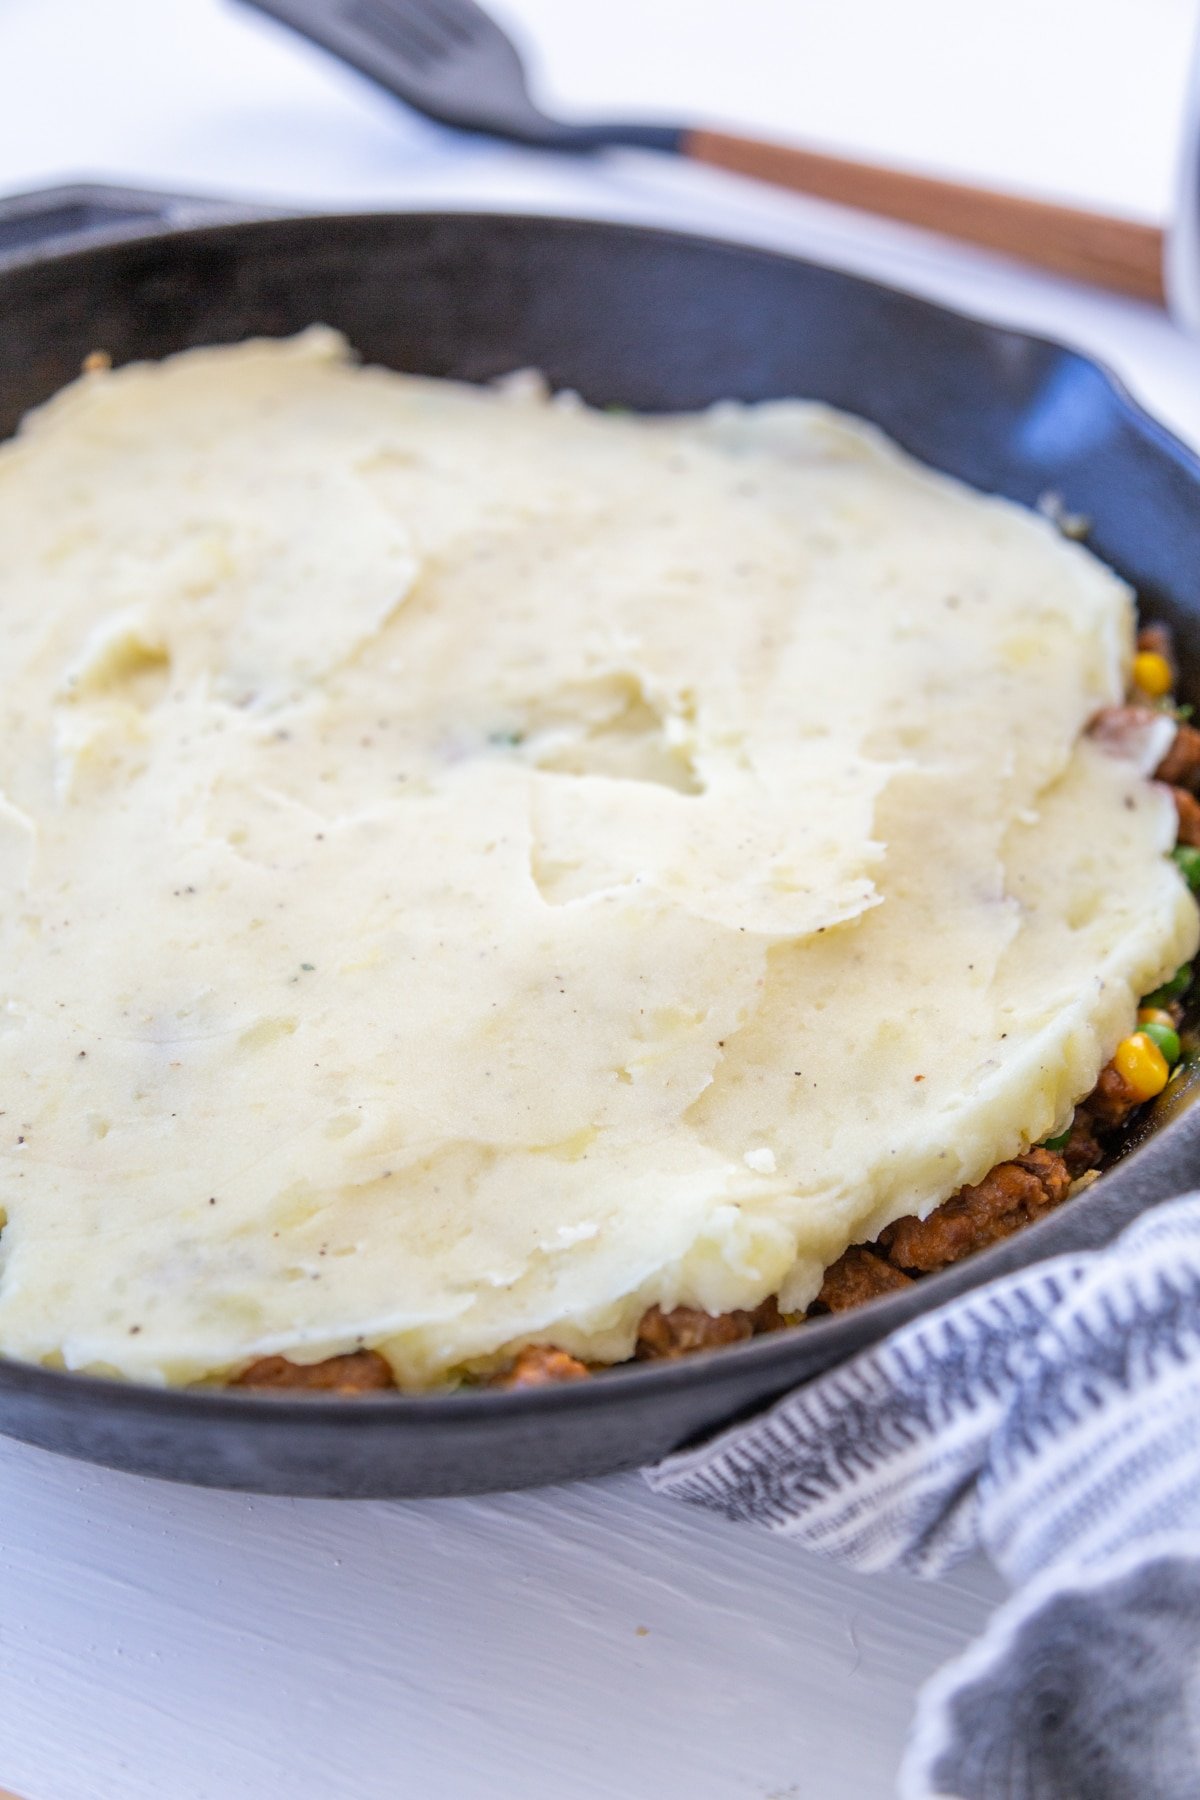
[0,2,1197,1794]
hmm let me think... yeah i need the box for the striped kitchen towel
[647,1192,1200,1799]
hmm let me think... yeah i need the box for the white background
[0,1,1198,1795]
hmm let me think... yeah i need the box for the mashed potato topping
[0,329,1193,1386]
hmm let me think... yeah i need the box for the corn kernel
[1138,1007,1178,1030]
[1132,649,1173,698]
[1113,1031,1170,1101]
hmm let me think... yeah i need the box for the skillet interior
[2,192,1200,1496]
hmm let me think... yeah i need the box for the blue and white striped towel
[647,1192,1200,1798]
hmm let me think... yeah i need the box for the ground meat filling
[635,1297,785,1360]
[488,1346,590,1390]
[814,1247,914,1314]
[876,1148,1072,1275]
[1174,787,1200,847]
[1156,723,1200,789]
[1062,1111,1106,1178]
[1138,622,1176,665]
[1084,1061,1147,1131]
[234,1349,395,1394]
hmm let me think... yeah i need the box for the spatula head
[240,0,683,151]
[245,0,562,144]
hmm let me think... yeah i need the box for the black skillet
[2,184,1199,1497]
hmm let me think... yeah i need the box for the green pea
[1041,1126,1072,1151]
[1145,963,1193,1007]
[1173,846,1200,891]
[1140,1020,1182,1065]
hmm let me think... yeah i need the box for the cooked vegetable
[1133,649,1174,697]
[1174,845,1200,890]
[1138,1020,1181,1065]
[1112,1031,1170,1100]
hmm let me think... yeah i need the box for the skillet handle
[0,182,273,265]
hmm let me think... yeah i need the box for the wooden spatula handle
[684,128,1166,303]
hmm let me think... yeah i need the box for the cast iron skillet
[2,184,1200,1497]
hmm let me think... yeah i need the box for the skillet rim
[0,199,1198,1435]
